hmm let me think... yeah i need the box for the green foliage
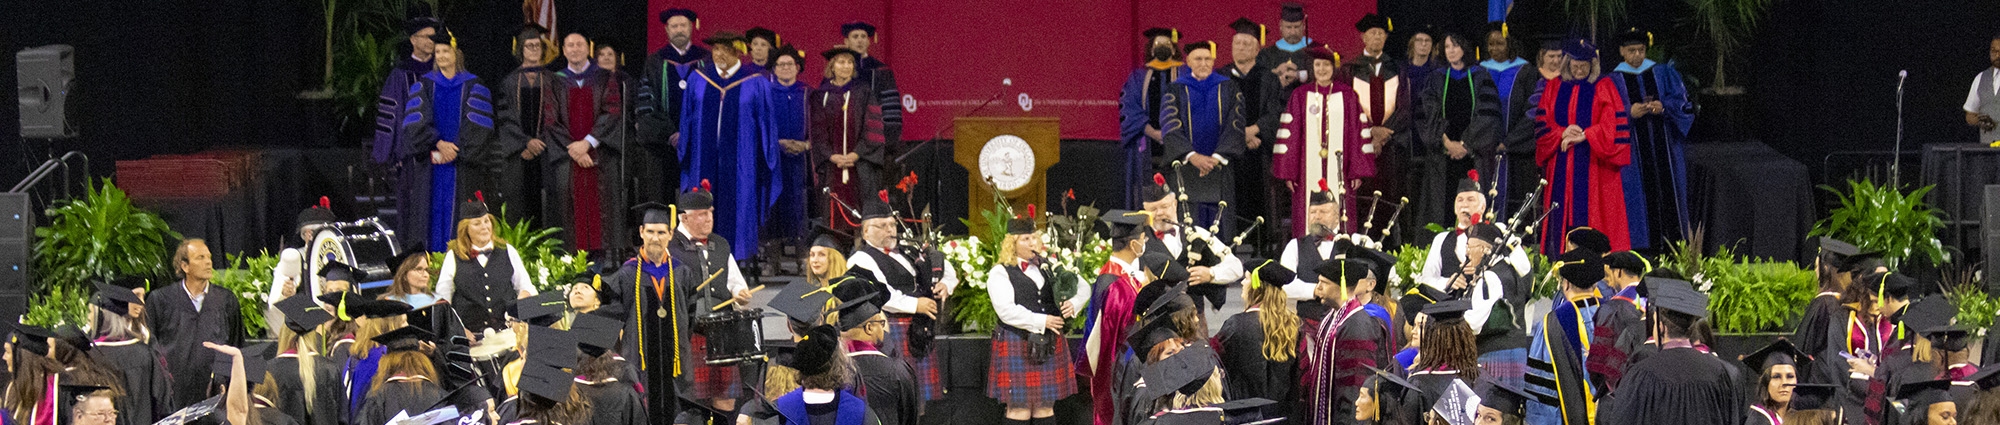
[1947,282,2000,332]
[491,204,589,292]
[29,179,181,327]
[1697,246,1819,333]
[323,0,456,121]
[1810,179,1948,268]
[1684,0,1775,88]
[211,250,280,337]
[23,281,90,328]
[1528,251,1562,302]
[947,190,1018,333]
[1391,244,1430,293]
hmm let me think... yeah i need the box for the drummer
[664,183,755,421]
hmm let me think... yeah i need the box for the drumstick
[710,285,768,311]
[693,268,729,291]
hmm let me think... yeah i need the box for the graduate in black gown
[1133,341,1225,425]
[1475,380,1531,425]
[266,293,346,425]
[1894,380,1958,425]
[1794,237,1873,388]
[770,325,878,425]
[356,327,447,425]
[1741,339,1808,425]
[147,239,246,412]
[1121,273,1197,425]
[1212,261,1299,423]
[605,201,702,424]
[1406,300,1481,413]
[570,313,648,425]
[509,338,593,425]
[1604,278,1741,425]
[832,272,920,425]
[88,282,172,425]
[1588,251,1650,393]
[205,341,303,425]
[1356,366,1423,425]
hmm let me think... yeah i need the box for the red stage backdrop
[648,0,1375,141]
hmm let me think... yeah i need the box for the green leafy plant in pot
[1809,179,1947,269]
[30,179,181,326]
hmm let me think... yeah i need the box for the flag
[523,0,556,37]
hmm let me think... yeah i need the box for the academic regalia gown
[607,254,700,423]
[495,64,555,225]
[1257,38,1313,77]
[636,45,708,205]
[1531,77,1634,254]
[1403,60,1440,115]
[1300,301,1394,425]
[376,56,434,164]
[1414,66,1503,230]
[1273,81,1374,236]
[807,79,886,232]
[576,377,649,425]
[1227,62,1286,245]
[855,56,904,169]
[1111,351,1148,425]
[542,65,627,253]
[256,405,303,425]
[1525,296,1599,425]
[345,346,388,423]
[1159,69,1248,229]
[1502,71,1555,217]
[1481,58,1531,208]
[356,378,446,425]
[145,282,245,411]
[1610,60,1695,250]
[678,61,781,260]
[1084,265,1143,425]
[771,389,878,425]
[265,353,346,425]
[1587,286,1645,393]
[1793,292,1844,384]
[1346,53,1414,243]
[1119,62,1187,207]
[1605,347,1742,425]
[90,339,172,425]
[848,344,920,425]
[770,79,811,243]
[1819,307,1880,425]
[1406,367,1465,415]
[400,70,499,252]
[1212,311,1296,424]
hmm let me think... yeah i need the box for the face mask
[1151,46,1175,61]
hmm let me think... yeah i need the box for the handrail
[9,151,89,194]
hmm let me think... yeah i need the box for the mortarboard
[745,27,779,45]
[525,325,578,369]
[1867,273,1918,299]
[429,27,457,46]
[1602,251,1651,275]
[1564,228,1611,254]
[1646,278,1708,317]
[632,201,675,225]
[372,326,435,353]
[570,313,623,356]
[1422,299,1473,322]
[1217,398,1281,425]
[1229,18,1267,46]
[1143,28,1181,43]
[53,325,91,354]
[789,325,841,376]
[56,380,114,421]
[1137,341,1219,402]
[1126,311,1181,358]
[517,362,575,402]
[678,180,715,211]
[386,246,426,272]
[1561,38,1597,61]
[11,324,51,355]
[659,8,697,25]
[1789,383,1838,411]
[1466,223,1504,246]
[457,192,489,221]
[1183,41,1217,55]
[1279,2,1305,22]
[1354,14,1391,33]
[1336,241,1396,293]
[1103,210,1151,241]
[1007,205,1038,235]
[1921,325,1972,352]
[1482,21,1511,39]
[155,395,225,425]
[512,291,569,327]
[1554,249,1605,289]
[1968,365,2000,391]
[811,234,845,252]
[1896,379,1954,410]
[92,281,144,316]
[318,260,357,283]
[1740,338,1808,373]
[209,342,273,385]
[275,292,335,333]
[769,282,836,327]
[840,21,877,37]
[1904,293,1955,329]
[1364,365,1422,405]
[1476,380,1529,418]
[1140,252,1189,287]
[822,47,862,62]
[1431,379,1480,425]
[1135,280,1193,320]
[831,273,887,332]
[1615,28,1652,47]
[1248,260,1295,292]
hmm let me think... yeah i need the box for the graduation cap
[1007,205,1038,235]
[517,23,550,42]
[1422,299,1473,322]
[1968,365,2000,391]
[53,325,91,354]
[1354,14,1392,33]
[1399,285,1451,324]
[429,27,457,47]
[1247,260,1295,292]
[1615,28,1652,47]
[658,8,697,25]
[1897,379,1955,411]
[373,326,435,353]
[1308,179,1338,206]
[1740,338,1808,373]
[1482,21,1511,39]
[1816,237,1863,270]
[1364,366,1422,409]
[1143,28,1181,43]
[525,325,578,369]
[1561,38,1598,61]
[318,260,357,283]
[1137,341,1219,402]
[1142,173,1173,203]
[1646,278,1708,317]
[821,47,862,62]
[298,197,336,228]
[840,21,877,37]
[774,44,805,64]
[789,324,841,376]
[562,269,615,307]
[92,281,144,316]
[811,234,845,252]
[1134,280,1193,320]
[406,17,440,36]
[386,246,426,272]
[210,342,274,385]
[320,292,411,320]
[745,27,779,45]
[861,191,895,220]
[1868,272,1919,299]
[1229,18,1267,46]
[1564,227,1611,254]
[457,191,490,221]
[1465,223,1503,246]
[835,291,884,332]
[1140,251,1189,287]
[1554,249,1605,289]
[1431,379,1480,425]
[1182,41,1218,55]
[1476,380,1530,418]
[154,395,225,425]
[1601,251,1651,276]
[1216,398,1280,425]
[56,380,114,419]
[678,180,715,211]
[632,201,675,226]
[512,291,569,327]
[1103,210,1151,242]
[10,324,51,355]
[1332,241,1395,293]
[769,282,836,327]
[1786,383,1838,411]
[1127,309,1181,356]
[1921,325,1972,352]
[517,362,576,402]
[569,313,623,357]
[1279,2,1305,22]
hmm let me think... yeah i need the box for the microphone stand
[1893,70,1906,188]
[894,80,1014,232]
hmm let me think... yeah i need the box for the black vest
[452,246,518,331]
[1003,265,1058,334]
[859,245,931,297]
[669,231,734,306]
[1293,237,1328,284]
[1436,232,1465,279]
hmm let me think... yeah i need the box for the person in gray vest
[1963,33,2000,143]
[436,195,536,334]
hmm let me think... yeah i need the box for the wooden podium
[953,117,1060,235]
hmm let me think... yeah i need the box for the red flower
[1153,173,1166,186]
[1065,189,1075,200]
[878,190,891,204]
[897,172,918,193]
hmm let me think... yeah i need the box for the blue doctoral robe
[1117,62,1186,207]
[1159,69,1247,229]
[679,61,780,260]
[1610,59,1694,250]
[770,79,812,243]
[1482,58,1530,205]
[375,56,433,164]
[1526,296,1600,425]
[400,70,496,252]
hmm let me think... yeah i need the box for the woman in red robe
[1533,39,1632,254]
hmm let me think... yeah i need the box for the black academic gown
[91,339,173,425]
[1225,62,1285,250]
[266,354,346,425]
[856,56,904,168]
[1113,351,1149,425]
[1501,71,1552,213]
[577,377,649,425]
[1589,291,1645,394]
[1213,311,1295,422]
[399,71,502,250]
[145,282,245,411]
[1158,71,1248,212]
[256,405,303,425]
[636,44,710,203]
[850,351,920,425]
[607,255,700,423]
[495,64,555,224]
[1413,66,1502,229]
[1605,346,1742,425]
[357,378,446,425]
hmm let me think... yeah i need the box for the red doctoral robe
[1533,76,1632,253]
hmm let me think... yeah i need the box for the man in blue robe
[1609,29,1694,251]
[768,46,812,246]
[1160,41,1248,232]
[1525,250,1603,425]
[1479,21,1531,215]
[1119,27,1187,208]
[678,31,779,261]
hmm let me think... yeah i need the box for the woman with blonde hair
[267,292,346,425]
[983,208,1089,425]
[436,197,536,335]
[805,235,850,288]
[1212,261,1300,421]
[325,292,412,423]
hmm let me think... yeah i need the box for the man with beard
[1255,2,1313,87]
[637,8,708,205]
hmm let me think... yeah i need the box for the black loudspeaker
[1986,185,2000,292]
[0,193,25,322]
[16,44,76,139]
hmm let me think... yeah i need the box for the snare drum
[309,217,401,286]
[694,308,767,365]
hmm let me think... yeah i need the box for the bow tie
[1157,229,1178,239]
[1020,258,1043,269]
[468,247,486,257]
[691,238,708,245]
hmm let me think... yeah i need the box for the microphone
[1898,70,1907,91]
[1003,78,1013,86]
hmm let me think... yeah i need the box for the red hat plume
[1317,179,1330,193]
[878,190,891,203]
[700,179,712,192]
[1467,169,1481,184]
[473,191,485,203]
[318,196,330,209]
[1027,204,1037,217]
[1153,173,1166,186]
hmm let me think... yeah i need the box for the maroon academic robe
[1274,80,1375,237]
[808,79,885,231]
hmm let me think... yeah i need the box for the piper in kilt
[848,194,957,401]
[985,206,1090,425]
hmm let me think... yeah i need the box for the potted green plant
[29,179,181,326]
[210,250,281,337]
[1809,179,1948,268]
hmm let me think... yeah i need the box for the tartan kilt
[883,314,945,399]
[1477,348,1529,390]
[688,333,743,399]
[987,328,1077,405]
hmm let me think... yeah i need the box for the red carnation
[878,190,891,204]
[1153,173,1166,186]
